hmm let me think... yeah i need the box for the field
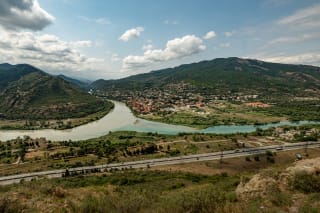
[140,100,320,129]
[141,101,285,128]
[0,125,319,212]
[1,148,320,212]
[0,125,318,176]
[0,130,286,176]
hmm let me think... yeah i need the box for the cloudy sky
[0,0,319,80]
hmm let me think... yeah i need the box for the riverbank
[138,112,285,129]
[1,124,319,176]
[0,100,320,142]
[1,134,320,212]
[0,101,114,130]
[132,100,320,129]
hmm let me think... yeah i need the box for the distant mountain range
[1,58,319,120]
[0,63,106,120]
[91,57,320,99]
[57,74,91,89]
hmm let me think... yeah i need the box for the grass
[140,101,286,128]
[0,124,318,176]
[1,153,320,212]
[0,101,114,130]
[0,126,319,212]
[152,147,320,175]
[0,170,241,213]
[0,130,285,176]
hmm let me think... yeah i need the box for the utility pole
[304,142,309,157]
[219,149,224,164]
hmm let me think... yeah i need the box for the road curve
[0,141,319,185]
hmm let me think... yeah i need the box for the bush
[290,172,320,193]
[299,203,320,213]
[0,197,26,213]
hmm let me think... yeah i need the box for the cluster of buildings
[274,127,319,141]
[95,82,262,115]
[127,98,153,114]
[244,101,271,108]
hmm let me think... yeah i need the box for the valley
[92,58,320,127]
[0,63,114,130]
[0,59,320,213]
[2,1,320,212]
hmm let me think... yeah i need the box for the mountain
[0,64,44,91]
[57,74,90,89]
[91,57,320,98]
[0,63,109,120]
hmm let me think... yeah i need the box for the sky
[0,0,319,80]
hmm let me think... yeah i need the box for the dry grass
[152,148,320,175]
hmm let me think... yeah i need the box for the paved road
[0,141,319,185]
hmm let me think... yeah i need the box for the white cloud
[203,31,216,40]
[94,39,105,47]
[220,43,231,48]
[0,0,54,31]
[224,31,235,37]
[78,16,111,25]
[95,18,111,25]
[142,44,153,51]
[0,26,103,74]
[111,54,121,62]
[277,3,320,28]
[70,40,92,48]
[163,20,179,25]
[119,27,144,42]
[262,52,320,65]
[122,35,206,70]
[267,33,320,46]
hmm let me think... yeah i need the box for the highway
[0,141,319,185]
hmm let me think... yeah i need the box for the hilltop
[91,57,320,98]
[0,63,113,129]
[90,57,320,127]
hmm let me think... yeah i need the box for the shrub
[290,172,320,193]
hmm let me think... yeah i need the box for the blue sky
[0,0,319,80]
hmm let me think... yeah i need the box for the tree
[18,142,27,161]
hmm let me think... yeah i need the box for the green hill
[91,57,320,98]
[90,57,320,126]
[0,63,112,120]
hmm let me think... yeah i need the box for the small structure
[245,102,271,108]
[295,153,302,161]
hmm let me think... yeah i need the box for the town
[94,82,266,115]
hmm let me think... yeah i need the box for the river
[0,101,318,141]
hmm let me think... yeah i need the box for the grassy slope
[91,58,320,127]
[91,57,320,97]
[1,153,320,212]
[0,64,113,121]
[0,126,319,212]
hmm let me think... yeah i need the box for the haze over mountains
[91,57,320,98]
